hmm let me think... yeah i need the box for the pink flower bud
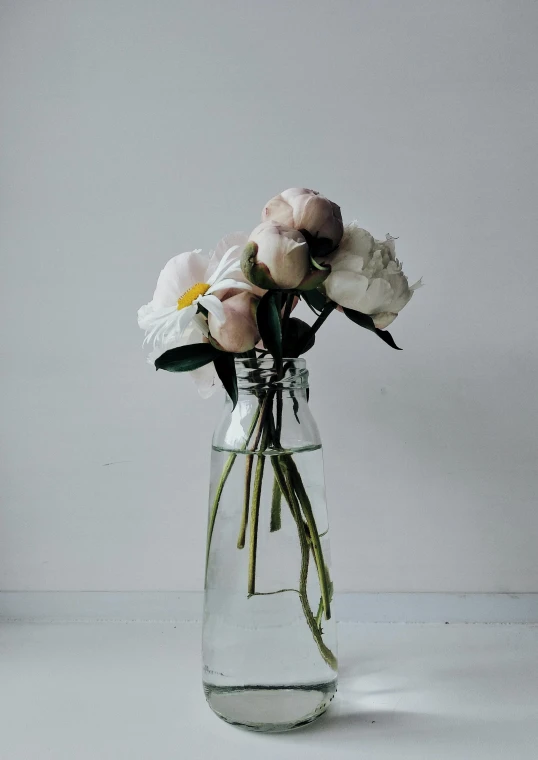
[208,292,260,353]
[262,188,343,253]
[248,221,310,289]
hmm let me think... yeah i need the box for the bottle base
[203,680,337,732]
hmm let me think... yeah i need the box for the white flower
[138,238,252,354]
[323,222,422,328]
[137,233,254,397]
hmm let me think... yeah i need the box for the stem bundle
[205,296,338,670]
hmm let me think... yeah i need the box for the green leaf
[257,291,282,361]
[282,317,316,357]
[296,267,331,291]
[301,289,327,314]
[155,343,220,372]
[309,255,330,271]
[343,308,402,350]
[373,328,402,351]
[213,351,238,410]
[342,308,374,330]
[299,229,335,258]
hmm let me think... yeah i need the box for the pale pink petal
[208,292,259,353]
[262,197,293,225]
[298,194,328,230]
[152,250,209,308]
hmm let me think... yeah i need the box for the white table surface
[1,621,537,759]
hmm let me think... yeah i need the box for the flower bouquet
[138,188,420,731]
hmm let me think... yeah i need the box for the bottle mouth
[234,357,309,391]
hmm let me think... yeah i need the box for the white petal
[324,271,369,310]
[143,318,169,347]
[212,259,244,283]
[206,245,240,285]
[206,232,249,279]
[359,278,393,314]
[176,304,197,334]
[190,362,218,398]
[139,305,178,345]
[385,274,412,312]
[146,320,202,366]
[372,312,398,329]
[137,302,154,327]
[152,250,209,308]
[330,253,365,274]
[192,312,210,337]
[182,325,217,395]
[198,294,225,323]
[207,278,253,295]
[138,302,157,330]
[151,305,195,349]
[339,224,375,259]
[143,316,170,346]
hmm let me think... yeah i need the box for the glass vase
[202,357,337,732]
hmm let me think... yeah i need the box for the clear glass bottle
[202,357,337,732]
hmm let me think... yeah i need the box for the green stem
[281,292,295,341]
[276,390,283,434]
[268,404,283,533]
[315,597,324,627]
[273,457,337,670]
[247,426,269,595]
[205,452,236,581]
[205,405,260,581]
[237,455,254,549]
[237,393,273,547]
[297,300,337,354]
[284,454,332,620]
[270,473,282,532]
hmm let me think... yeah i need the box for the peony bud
[262,188,343,254]
[208,291,260,353]
[244,221,310,290]
[323,222,422,328]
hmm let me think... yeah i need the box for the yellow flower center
[177,282,210,310]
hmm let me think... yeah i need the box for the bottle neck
[215,357,319,453]
[235,357,309,396]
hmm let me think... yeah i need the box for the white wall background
[1,0,537,593]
